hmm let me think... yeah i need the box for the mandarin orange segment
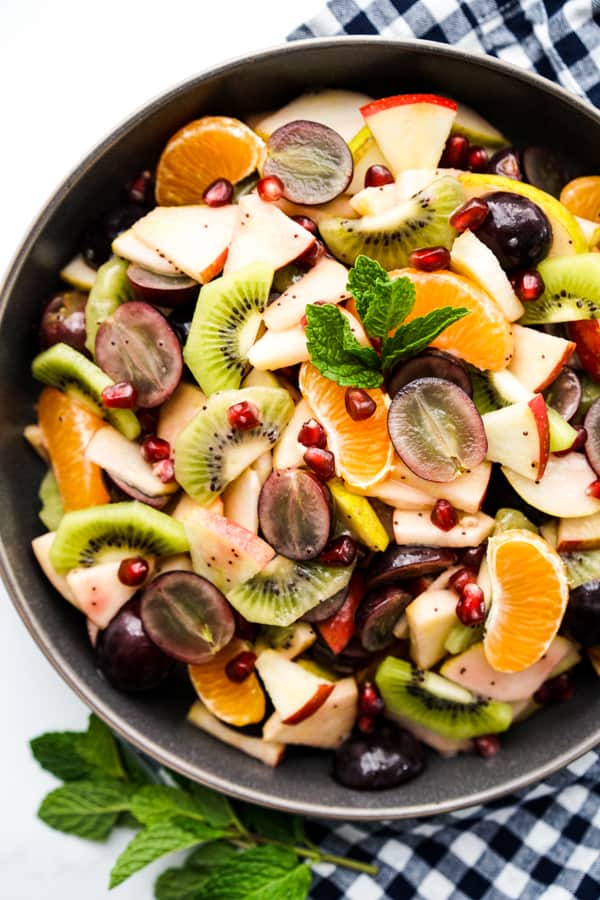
[155,116,266,206]
[394,268,514,371]
[188,638,265,726]
[560,176,600,222]
[299,362,393,491]
[484,529,569,673]
[37,387,110,512]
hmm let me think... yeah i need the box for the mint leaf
[155,866,211,900]
[131,786,215,827]
[187,840,237,870]
[75,714,125,781]
[346,255,389,320]
[30,732,96,782]
[110,820,224,889]
[198,846,311,900]
[38,780,133,841]
[120,744,159,787]
[305,304,383,388]
[363,276,416,339]
[382,306,470,371]
[183,782,237,830]
[242,805,305,844]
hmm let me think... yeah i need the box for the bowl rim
[2,34,600,820]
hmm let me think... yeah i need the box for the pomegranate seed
[292,214,318,235]
[555,425,587,457]
[137,407,159,435]
[359,682,384,717]
[512,269,545,303]
[439,134,470,169]
[101,382,138,409]
[474,734,500,758]
[459,545,486,570]
[364,164,394,188]
[225,651,257,683]
[153,458,175,483]
[202,178,233,207]
[450,198,489,233]
[297,417,327,448]
[257,175,284,202]
[456,583,486,626]
[227,401,260,431]
[587,479,600,499]
[431,499,458,531]
[141,435,171,463]
[118,557,149,587]
[303,446,335,481]
[297,238,325,268]
[318,535,358,566]
[127,170,154,206]
[357,715,376,734]
[409,246,451,272]
[345,387,377,421]
[468,146,489,172]
[449,567,477,594]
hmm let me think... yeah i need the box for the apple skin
[317,570,365,655]
[281,682,335,725]
[361,94,457,117]
[568,321,600,382]
[528,394,550,479]
[508,323,575,391]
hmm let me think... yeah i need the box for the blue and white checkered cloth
[288,3,600,897]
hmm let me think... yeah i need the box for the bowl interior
[1,38,599,819]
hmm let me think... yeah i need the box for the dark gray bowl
[1,37,599,820]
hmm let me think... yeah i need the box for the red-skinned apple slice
[67,558,154,628]
[508,324,575,392]
[132,205,237,283]
[262,676,358,748]
[393,509,495,548]
[224,193,314,274]
[317,570,365,655]
[482,395,549,480]
[503,452,600,518]
[255,649,335,725]
[557,512,600,551]
[386,458,492,515]
[568,320,600,382]
[263,256,349,331]
[361,94,457,173]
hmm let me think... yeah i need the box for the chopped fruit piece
[60,253,97,290]
[393,509,495,548]
[32,532,76,605]
[482,396,549,481]
[222,467,262,534]
[318,570,365,654]
[318,535,357,567]
[450,228,524,322]
[263,677,358,749]
[255,622,317,660]
[157,382,206,447]
[67,559,153,629]
[112,229,182,276]
[383,458,491,515]
[273,398,315,470]
[452,103,508,148]
[257,175,284,202]
[405,588,461,669]
[397,268,514,371]
[503,453,600,518]
[568,320,600,381]
[328,479,389,552]
[299,363,393,491]
[189,639,266,726]
[348,125,388,194]
[188,701,284,766]
[263,256,349,332]
[488,148,522,180]
[224,194,314,275]
[560,175,600,221]
[203,178,233,207]
[557,512,600,552]
[253,89,372,143]
[507,324,575,392]
[37,387,110,511]
[255,649,334,724]
[155,116,266,206]
[484,529,569,672]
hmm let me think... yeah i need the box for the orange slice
[299,362,393,490]
[155,116,266,206]
[484,529,569,673]
[560,176,600,222]
[395,268,514,371]
[37,387,110,511]
[188,638,265,726]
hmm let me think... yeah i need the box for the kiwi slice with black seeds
[183,262,274,396]
[375,657,512,740]
[174,385,293,505]
[32,342,140,440]
[85,256,134,356]
[226,554,355,626]
[49,501,188,573]
[319,176,465,269]
[520,254,600,324]
[561,549,600,589]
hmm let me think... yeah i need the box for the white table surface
[0,3,323,897]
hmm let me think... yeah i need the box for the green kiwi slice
[85,256,134,356]
[375,656,512,740]
[226,554,354,626]
[520,254,600,324]
[319,176,465,269]
[183,262,274,396]
[38,469,64,531]
[32,342,140,440]
[49,501,189,573]
[561,549,600,589]
[174,386,293,505]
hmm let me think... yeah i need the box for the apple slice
[453,103,508,148]
[393,509,495,548]
[405,588,459,669]
[171,493,224,521]
[60,253,98,291]
[253,89,372,142]
[263,256,349,331]
[132,205,237,283]
[262,676,358,748]
[32,532,76,605]
[450,229,524,322]
[85,425,178,501]
[503,452,600,518]
[482,395,549,480]
[222,466,262,534]
[188,701,285,767]
[112,228,182,276]
[361,94,457,173]
[224,194,314,274]
[255,649,335,725]
[557,512,600,551]
[386,713,473,757]
[507,324,575,392]
[155,553,194,575]
[157,382,206,447]
[272,398,314,470]
[67,558,154,628]
[388,458,491,515]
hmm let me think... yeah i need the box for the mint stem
[238,833,379,876]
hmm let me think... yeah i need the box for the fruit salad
[27,89,600,791]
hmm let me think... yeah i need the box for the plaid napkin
[287,3,600,897]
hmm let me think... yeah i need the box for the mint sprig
[306,254,469,388]
[31,714,377,896]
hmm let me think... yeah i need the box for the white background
[0,2,323,897]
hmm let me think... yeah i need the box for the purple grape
[302,585,348,622]
[545,367,582,422]
[39,291,87,353]
[584,398,600,475]
[95,595,173,692]
[333,724,425,790]
[126,265,199,308]
[487,148,522,181]
[356,586,411,652]
[387,349,471,399]
[366,544,457,589]
[258,469,332,560]
[563,580,600,647]
[81,203,146,269]
[474,191,552,270]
